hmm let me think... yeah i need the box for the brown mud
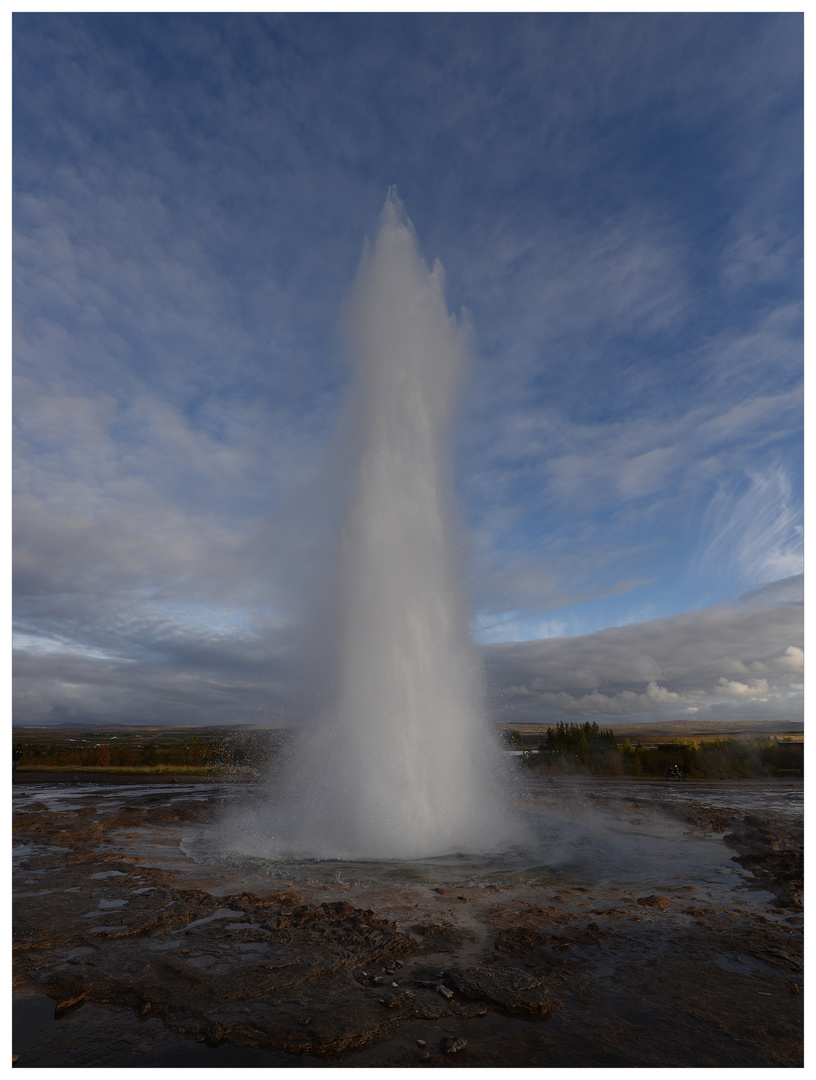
[13,779,802,1068]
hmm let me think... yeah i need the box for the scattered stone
[436,983,454,999]
[440,1036,467,1054]
[298,1016,311,1026]
[417,1039,426,1046]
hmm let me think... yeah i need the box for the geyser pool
[228,192,519,861]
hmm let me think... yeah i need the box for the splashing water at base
[229,192,520,861]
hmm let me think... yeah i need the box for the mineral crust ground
[12,775,802,1068]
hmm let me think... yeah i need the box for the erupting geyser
[233,191,518,861]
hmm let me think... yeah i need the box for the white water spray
[232,192,517,861]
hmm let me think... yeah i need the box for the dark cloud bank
[13,578,802,729]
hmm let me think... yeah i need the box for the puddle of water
[15,777,798,906]
[172,908,245,933]
[65,947,98,961]
[525,777,803,822]
[13,843,65,865]
[173,782,758,901]
[13,782,227,817]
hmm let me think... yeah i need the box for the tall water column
[280,191,515,860]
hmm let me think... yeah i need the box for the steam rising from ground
[228,192,518,860]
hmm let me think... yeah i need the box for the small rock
[417,1039,426,1047]
[55,993,85,1014]
[297,1016,311,1026]
[636,894,672,909]
[450,956,550,1016]
[436,984,453,999]
[381,991,410,1009]
[440,1036,467,1055]
[205,1021,225,1046]
[391,982,399,987]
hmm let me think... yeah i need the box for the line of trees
[14,732,283,772]
[514,722,803,779]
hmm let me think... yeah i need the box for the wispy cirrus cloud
[13,14,802,726]
[696,467,803,586]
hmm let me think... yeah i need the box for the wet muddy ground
[12,776,802,1068]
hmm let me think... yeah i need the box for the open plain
[12,773,802,1068]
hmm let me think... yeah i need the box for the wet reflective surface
[13,775,803,1068]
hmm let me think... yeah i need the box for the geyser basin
[239,191,519,860]
[13,777,802,1068]
[195,777,760,901]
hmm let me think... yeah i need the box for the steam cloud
[230,192,518,860]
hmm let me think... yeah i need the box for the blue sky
[13,12,803,727]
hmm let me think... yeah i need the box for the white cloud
[485,581,803,725]
[774,645,804,673]
[716,677,770,700]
